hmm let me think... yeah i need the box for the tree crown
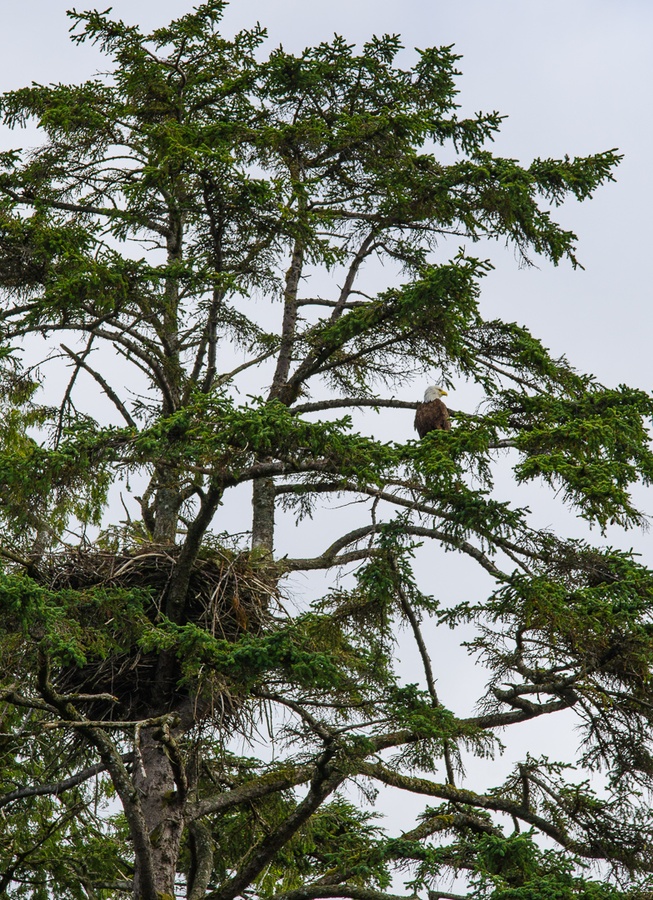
[0,5,652,900]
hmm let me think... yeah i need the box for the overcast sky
[1,1,650,385]
[1,1,651,801]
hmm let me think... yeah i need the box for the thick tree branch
[356,760,595,858]
[187,820,215,900]
[296,297,367,309]
[0,688,58,714]
[188,766,314,822]
[463,697,577,730]
[271,235,305,400]
[292,397,423,415]
[280,524,378,571]
[328,231,378,321]
[164,482,224,622]
[0,546,33,568]
[282,548,374,571]
[279,516,507,581]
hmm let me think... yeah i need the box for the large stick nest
[35,545,279,723]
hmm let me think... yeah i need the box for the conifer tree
[1,3,653,899]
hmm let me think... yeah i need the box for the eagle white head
[424,385,448,403]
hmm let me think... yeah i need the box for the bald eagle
[414,386,451,437]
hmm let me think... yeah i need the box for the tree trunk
[153,483,182,545]
[132,727,186,900]
[251,476,275,554]
[187,821,214,900]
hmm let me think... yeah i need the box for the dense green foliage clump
[1,3,653,899]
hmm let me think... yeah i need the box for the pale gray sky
[1,0,650,386]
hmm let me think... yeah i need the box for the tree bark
[153,482,182,544]
[132,726,186,900]
[251,205,306,556]
[251,476,275,554]
[187,821,214,900]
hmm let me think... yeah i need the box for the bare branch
[296,298,367,309]
[329,231,378,321]
[0,754,133,810]
[215,348,278,388]
[1,188,170,238]
[0,546,33,568]
[281,549,373,572]
[292,397,423,415]
[386,553,456,784]
[464,697,576,729]
[91,326,175,412]
[279,510,507,580]
[60,343,136,427]
[281,525,377,571]
[429,893,471,900]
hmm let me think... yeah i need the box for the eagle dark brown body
[414,386,451,437]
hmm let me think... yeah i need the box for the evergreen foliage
[0,3,652,899]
